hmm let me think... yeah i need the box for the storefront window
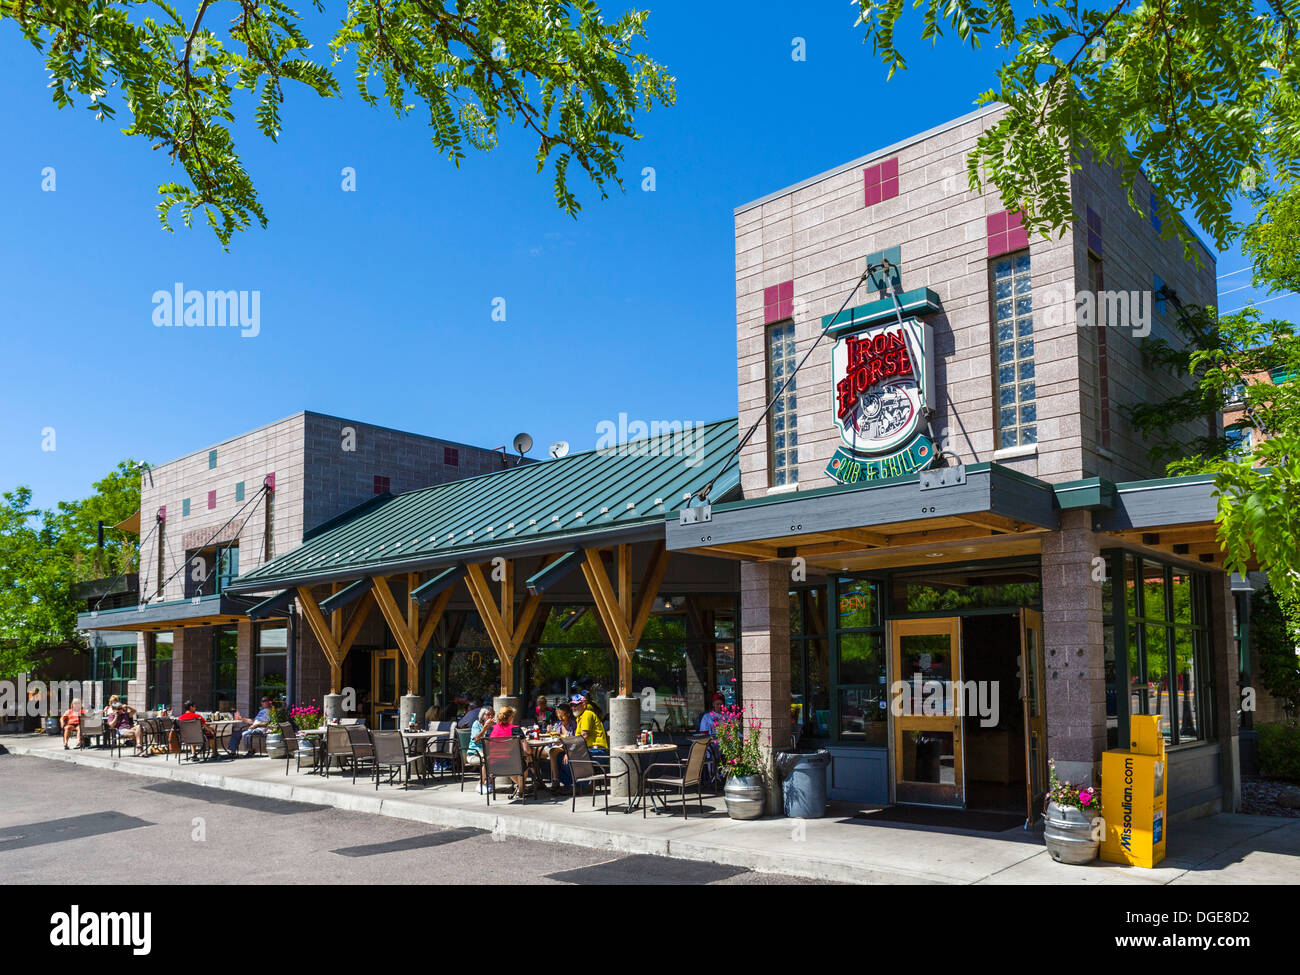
[790,588,830,741]
[892,569,1040,613]
[1109,552,1213,747]
[254,622,287,708]
[830,578,887,746]
[92,641,137,704]
[149,632,173,711]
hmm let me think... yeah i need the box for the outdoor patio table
[610,743,677,813]
[521,737,562,787]
[401,730,452,778]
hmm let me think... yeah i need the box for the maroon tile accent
[157,506,166,522]
[264,472,276,493]
[1086,206,1103,255]
[987,209,1029,257]
[863,156,900,207]
[763,280,794,323]
[207,490,216,510]
[444,446,459,467]
[373,475,391,495]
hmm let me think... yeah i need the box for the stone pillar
[323,693,344,722]
[739,561,792,816]
[400,694,425,731]
[1209,572,1241,812]
[608,694,641,798]
[1040,509,1107,786]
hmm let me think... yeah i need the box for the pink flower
[1079,790,1092,807]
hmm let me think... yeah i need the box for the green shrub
[1257,721,1300,781]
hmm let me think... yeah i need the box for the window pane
[1145,624,1172,741]
[838,632,882,685]
[767,322,799,486]
[838,688,887,744]
[1128,624,1144,717]
[789,591,804,635]
[992,252,1035,447]
[836,580,878,629]
[898,633,955,716]
[1142,561,1167,621]
[1169,571,1193,625]
[1173,628,1201,742]
[803,638,831,738]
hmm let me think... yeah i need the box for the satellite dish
[549,440,570,459]
[512,432,534,456]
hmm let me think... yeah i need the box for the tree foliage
[854,0,1300,257]
[1252,582,1300,718]
[0,461,143,679]
[4,0,675,246]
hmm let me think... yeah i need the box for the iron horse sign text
[826,316,937,485]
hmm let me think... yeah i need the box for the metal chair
[345,723,376,784]
[559,736,626,814]
[79,713,106,748]
[642,737,709,819]
[178,718,210,762]
[372,730,421,789]
[278,722,304,774]
[423,721,458,781]
[323,724,352,777]
[484,736,538,805]
[457,726,483,792]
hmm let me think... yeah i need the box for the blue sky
[0,2,1291,510]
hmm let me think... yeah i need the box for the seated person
[457,699,482,729]
[488,705,526,796]
[469,706,495,794]
[546,703,577,787]
[60,697,84,749]
[178,700,216,754]
[532,695,551,728]
[572,693,609,762]
[424,703,443,725]
[105,696,143,756]
[699,694,727,735]
[229,697,275,756]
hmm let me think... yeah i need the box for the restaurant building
[77,412,511,722]
[210,104,1246,823]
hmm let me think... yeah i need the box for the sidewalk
[5,734,1297,884]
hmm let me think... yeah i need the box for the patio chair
[696,735,725,793]
[345,723,376,784]
[372,730,422,790]
[642,736,709,819]
[323,724,352,778]
[456,726,484,792]
[79,713,106,748]
[484,736,538,805]
[278,722,305,775]
[424,721,458,781]
[559,736,626,815]
[178,717,210,762]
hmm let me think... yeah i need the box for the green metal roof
[228,418,740,593]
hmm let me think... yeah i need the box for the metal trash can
[776,749,832,818]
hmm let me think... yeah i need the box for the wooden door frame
[370,648,400,728]
[889,616,964,807]
[1020,608,1047,825]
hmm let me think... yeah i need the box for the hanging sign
[825,316,937,485]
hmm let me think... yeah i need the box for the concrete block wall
[1070,158,1219,481]
[735,105,1217,496]
[139,414,306,602]
[301,413,514,533]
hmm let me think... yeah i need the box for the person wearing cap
[229,696,276,756]
[571,693,608,758]
[699,694,727,735]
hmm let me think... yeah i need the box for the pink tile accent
[987,209,1029,257]
[207,490,216,510]
[764,279,794,323]
[264,472,276,492]
[863,157,900,206]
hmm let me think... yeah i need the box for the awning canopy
[77,593,255,633]
[226,419,741,594]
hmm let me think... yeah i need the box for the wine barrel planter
[1043,800,1100,864]
[723,775,765,820]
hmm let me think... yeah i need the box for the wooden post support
[372,574,453,697]
[463,557,553,697]
[580,542,670,696]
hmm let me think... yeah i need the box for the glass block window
[767,321,798,486]
[992,252,1037,448]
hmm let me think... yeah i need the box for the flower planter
[264,732,286,760]
[723,775,765,820]
[1043,800,1100,864]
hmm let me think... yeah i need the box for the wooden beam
[618,544,633,631]
[371,575,420,687]
[628,542,670,649]
[500,559,514,639]
[339,589,375,657]
[297,586,343,692]
[825,528,889,547]
[416,587,453,650]
[956,512,1026,534]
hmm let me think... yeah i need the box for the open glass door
[371,649,399,728]
[891,617,963,806]
[1019,609,1047,824]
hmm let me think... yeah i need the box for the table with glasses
[610,743,679,813]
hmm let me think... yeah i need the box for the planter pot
[1043,800,1100,864]
[265,733,286,760]
[723,775,765,820]
[297,732,318,765]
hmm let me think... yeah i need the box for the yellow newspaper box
[1100,716,1167,868]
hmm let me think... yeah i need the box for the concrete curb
[6,741,935,884]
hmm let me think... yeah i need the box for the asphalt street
[0,754,816,885]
